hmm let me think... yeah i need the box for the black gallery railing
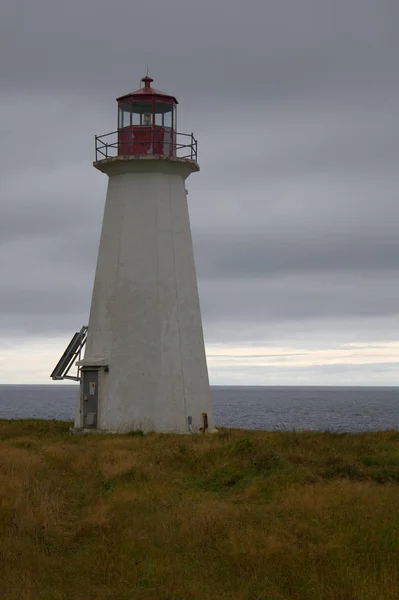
[95,129,198,161]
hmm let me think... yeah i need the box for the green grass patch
[0,421,398,600]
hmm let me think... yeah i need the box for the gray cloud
[1,1,398,102]
[1,0,399,383]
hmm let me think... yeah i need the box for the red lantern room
[117,76,178,157]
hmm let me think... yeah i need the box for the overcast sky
[1,0,399,385]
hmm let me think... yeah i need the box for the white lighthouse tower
[74,76,215,433]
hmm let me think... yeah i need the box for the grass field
[0,419,398,600]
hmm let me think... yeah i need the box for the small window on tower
[119,104,131,128]
[132,102,153,125]
[155,102,173,128]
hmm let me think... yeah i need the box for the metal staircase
[50,326,88,381]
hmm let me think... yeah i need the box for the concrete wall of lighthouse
[79,159,214,433]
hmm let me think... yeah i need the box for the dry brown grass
[0,420,398,600]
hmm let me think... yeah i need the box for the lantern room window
[132,102,153,126]
[155,102,173,128]
[119,104,131,128]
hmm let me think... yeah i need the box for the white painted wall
[76,156,215,433]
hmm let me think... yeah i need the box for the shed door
[83,370,98,428]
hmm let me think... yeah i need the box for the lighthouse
[73,76,215,433]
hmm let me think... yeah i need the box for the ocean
[0,385,398,432]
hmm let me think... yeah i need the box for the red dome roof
[117,76,178,104]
